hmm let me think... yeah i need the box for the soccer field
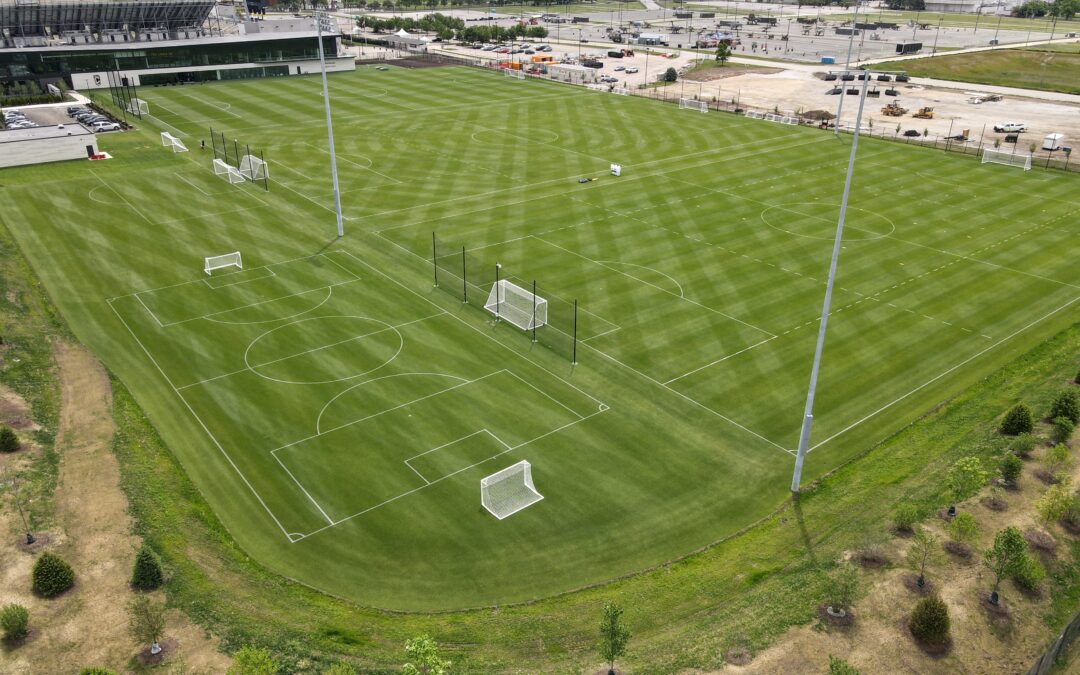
[1,65,1077,611]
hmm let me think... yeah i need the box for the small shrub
[1013,555,1046,593]
[1052,416,1075,445]
[32,552,75,598]
[1063,495,1080,529]
[1045,443,1072,477]
[1000,453,1023,486]
[947,512,979,545]
[945,456,988,502]
[1009,433,1037,458]
[0,603,29,642]
[79,669,117,675]
[855,536,888,567]
[893,503,919,532]
[0,426,19,453]
[131,544,164,591]
[823,564,860,612]
[226,646,279,675]
[828,654,860,675]
[1050,389,1080,424]
[910,594,950,646]
[1037,483,1073,525]
[323,664,358,675]
[1000,403,1034,435]
[662,67,678,82]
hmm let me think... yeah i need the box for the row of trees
[357,13,549,41]
[1013,0,1080,19]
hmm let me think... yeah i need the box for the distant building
[383,29,429,53]
[923,0,980,12]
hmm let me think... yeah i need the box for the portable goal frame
[204,251,242,275]
[678,98,708,113]
[480,460,544,520]
[161,131,188,153]
[981,148,1032,171]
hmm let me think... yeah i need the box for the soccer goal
[610,163,622,176]
[239,154,269,181]
[764,112,799,125]
[213,158,246,184]
[126,97,149,116]
[678,98,708,113]
[504,68,526,80]
[744,110,766,120]
[204,251,242,275]
[981,148,1031,171]
[481,460,544,520]
[611,87,630,96]
[484,279,547,330]
[161,132,188,153]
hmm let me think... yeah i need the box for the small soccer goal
[503,68,526,80]
[485,279,547,331]
[160,132,188,153]
[239,154,269,181]
[764,112,799,125]
[611,87,630,96]
[610,163,622,176]
[981,148,1031,171]
[481,460,544,520]
[204,251,242,275]
[126,97,149,116]
[678,98,708,113]
[213,158,246,184]
[744,110,766,120]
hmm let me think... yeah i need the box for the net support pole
[317,10,345,238]
[461,246,467,303]
[791,72,870,493]
[233,139,241,170]
[532,280,537,343]
[210,126,217,160]
[260,150,269,191]
[572,299,578,365]
[246,144,253,181]
[432,233,438,287]
[495,263,501,323]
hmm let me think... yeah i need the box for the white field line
[503,370,586,421]
[174,172,218,197]
[157,203,269,226]
[204,266,277,290]
[315,372,470,435]
[808,293,1080,453]
[106,298,294,541]
[174,89,243,118]
[303,142,402,185]
[596,260,685,298]
[156,284,333,328]
[272,159,314,181]
[145,113,186,137]
[134,293,164,328]
[89,170,155,227]
[664,336,779,385]
[109,252,331,300]
[476,124,611,165]
[404,429,512,484]
[273,451,334,524]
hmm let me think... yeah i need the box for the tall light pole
[791,70,872,493]
[833,0,861,136]
[317,11,345,237]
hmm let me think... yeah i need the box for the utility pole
[317,11,345,237]
[833,0,861,135]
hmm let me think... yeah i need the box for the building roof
[0,0,216,37]
[0,27,334,54]
[0,124,94,143]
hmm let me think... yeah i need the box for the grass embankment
[878,47,1080,94]
[831,9,1080,34]
[112,306,1080,672]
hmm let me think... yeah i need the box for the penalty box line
[404,429,512,485]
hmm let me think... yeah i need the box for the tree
[1050,389,1080,424]
[0,425,19,453]
[1013,554,1046,592]
[1045,443,1072,478]
[983,526,1028,602]
[945,456,988,503]
[403,635,450,675]
[823,564,859,613]
[131,544,164,591]
[32,552,75,598]
[323,664,359,675]
[1000,403,1034,435]
[1000,452,1023,487]
[1053,417,1076,445]
[662,67,678,82]
[598,603,630,675]
[79,669,117,675]
[715,42,731,65]
[947,512,978,547]
[1009,433,1037,458]
[1051,0,1080,19]
[1037,482,1073,525]
[828,655,859,675]
[0,603,29,642]
[226,646,279,675]
[127,595,166,655]
[893,503,919,532]
[909,594,950,646]
[907,529,943,587]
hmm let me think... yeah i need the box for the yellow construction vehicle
[912,106,934,119]
[881,102,908,116]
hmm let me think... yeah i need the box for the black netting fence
[1027,609,1080,675]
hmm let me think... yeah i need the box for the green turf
[0,64,1077,612]
[830,8,1080,34]
[878,46,1080,94]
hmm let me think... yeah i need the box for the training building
[0,0,354,93]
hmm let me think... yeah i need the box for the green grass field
[879,46,1080,94]
[0,65,1077,613]
[831,8,1080,34]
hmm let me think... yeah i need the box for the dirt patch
[0,343,228,674]
[682,65,781,82]
[0,385,38,432]
[724,647,752,666]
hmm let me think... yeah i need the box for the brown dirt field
[682,65,781,82]
[0,343,228,674]
[716,435,1079,674]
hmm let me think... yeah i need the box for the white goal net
[679,98,708,113]
[161,131,188,153]
[611,87,630,96]
[127,97,149,116]
[504,68,525,80]
[981,148,1031,171]
[204,251,242,275]
[744,110,766,120]
[764,112,799,125]
[239,154,269,181]
[484,279,547,331]
[481,460,544,520]
[213,158,246,184]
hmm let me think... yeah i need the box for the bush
[1037,483,1073,525]
[0,603,29,642]
[828,655,860,674]
[662,67,678,82]
[1045,443,1072,477]
[1052,416,1075,445]
[0,425,19,453]
[1000,403,1034,435]
[1050,389,1080,424]
[1063,495,1080,528]
[909,594,950,646]
[323,664,358,675]
[1013,555,1046,592]
[1000,452,1023,486]
[32,552,75,598]
[893,503,919,532]
[1075,368,1080,385]
[226,646,279,675]
[79,669,117,675]
[945,456,988,501]
[947,512,979,544]
[1009,433,1037,458]
[823,564,859,612]
[131,544,164,591]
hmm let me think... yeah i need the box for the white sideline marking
[135,293,163,328]
[303,142,402,185]
[664,336,779,385]
[89,171,155,227]
[404,429,512,484]
[202,266,277,290]
[596,260,685,298]
[315,372,470,435]
[273,452,334,524]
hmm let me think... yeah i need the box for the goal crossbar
[678,97,708,113]
[481,460,543,520]
[161,131,188,153]
[127,97,149,116]
[239,154,269,181]
[503,68,525,79]
[213,158,246,184]
[204,251,242,275]
[764,112,799,125]
[484,279,547,331]
[981,148,1031,171]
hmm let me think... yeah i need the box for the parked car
[993,121,1026,133]
[902,129,921,137]
[91,121,121,132]
[625,67,639,73]
[614,65,625,71]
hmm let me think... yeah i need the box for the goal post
[981,148,1031,171]
[678,97,708,113]
[213,158,246,184]
[160,131,188,153]
[503,67,525,80]
[239,154,269,181]
[204,251,242,275]
[485,279,547,330]
[481,460,544,520]
[127,97,149,116]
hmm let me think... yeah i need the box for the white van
[994,121,1026,133]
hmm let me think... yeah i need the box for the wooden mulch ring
[724,647,753,666]
[902,574,936,595]
[856,550,889,569]
[136,638,177,666]
[981,495,1009,512]
[1025,529,1058,555]
[818,604,855,627]
[1060,518,1080,536]
[891,526,915,538]
[979,595,1013,624]
[943,540,972,559]
[16,532,52,552]
[1034,468,1061,486]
